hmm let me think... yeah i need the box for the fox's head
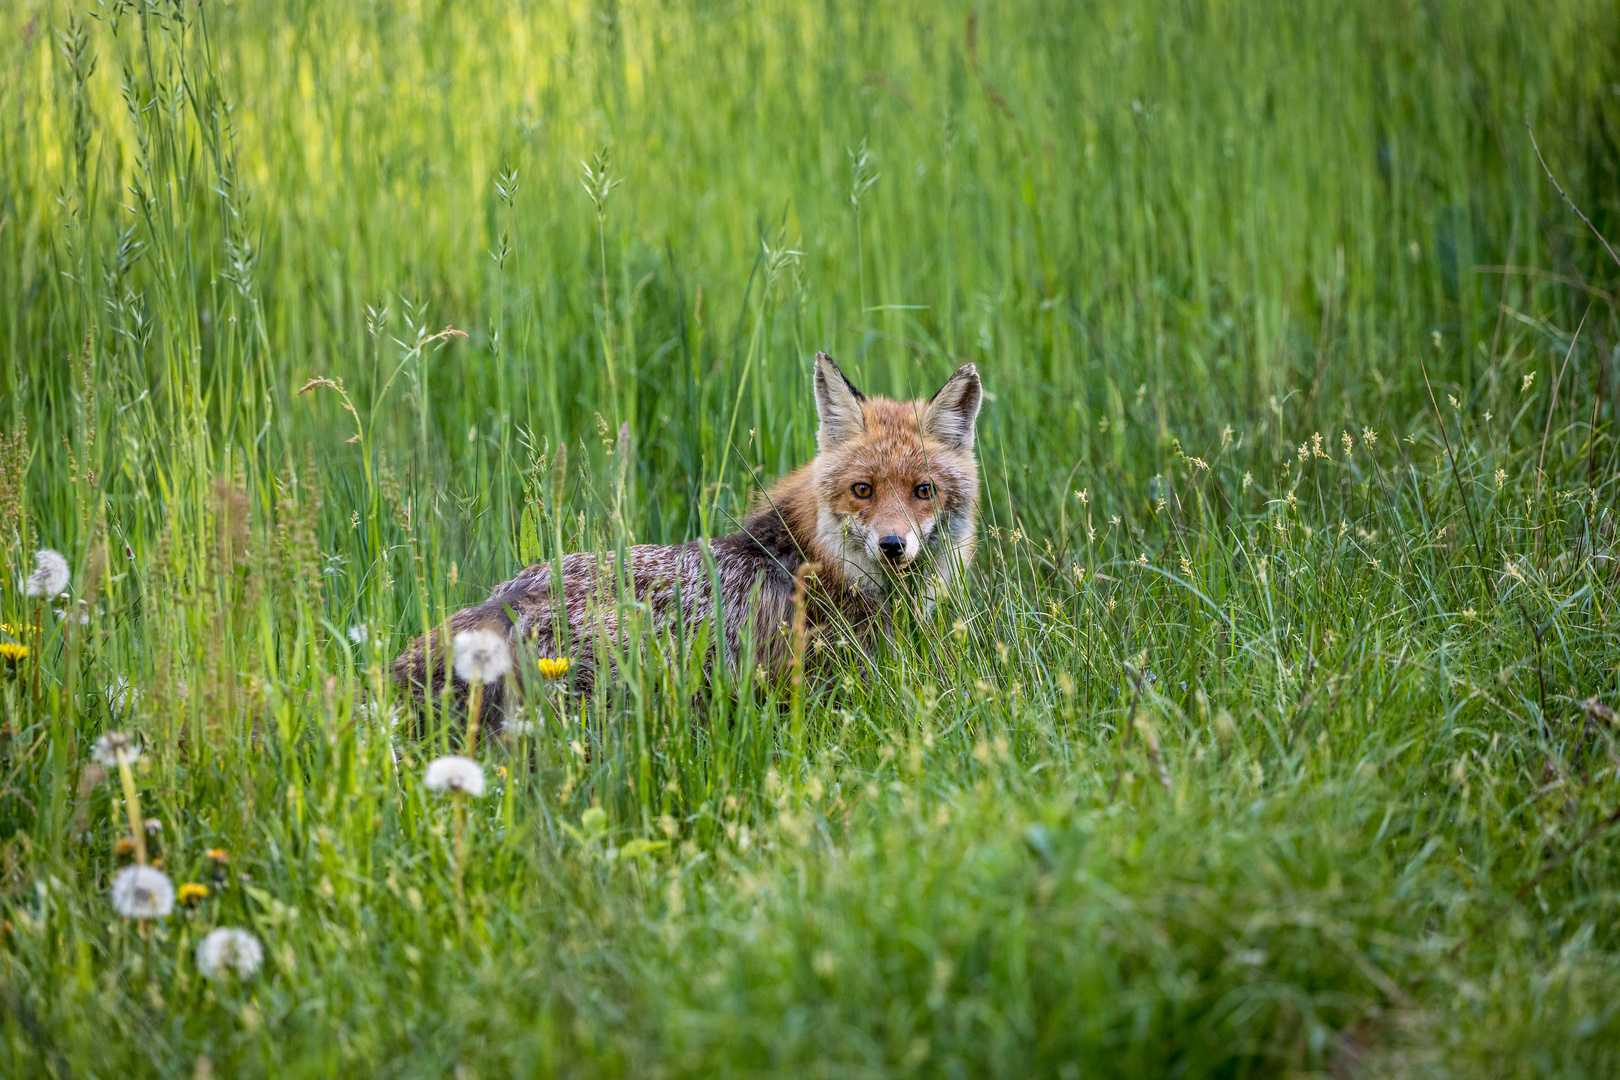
[808,352,982,593]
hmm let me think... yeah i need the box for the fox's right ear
[813,352,866,452]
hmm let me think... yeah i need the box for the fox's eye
[913,482,934,500]
[851,482,874,499]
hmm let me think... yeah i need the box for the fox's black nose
[878,535,907,562]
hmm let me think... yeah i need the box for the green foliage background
[1,0,1619,1075]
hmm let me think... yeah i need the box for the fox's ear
[922,364,982,450]
[813,352,866,452]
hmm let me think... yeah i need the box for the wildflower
[1494,469,1506,489]
[113,837,136,858]
[424,755,486,797]
[1361,426,1377,447]
[1241,472,1253,491]
[1180,556,1193,576]
[1297,442,1309,464]
[92,732,142,767]
[0,642,26,665]
[1221,424,1234,449]
[1311,433,1328,459]
[207,848,230,864]
[144,817,162,835]
[503,718,539,738]
[1187,456,1209,472]
[178,882,210,906]
[1521,372,1535,394]
[196,927,264,980]
[1341,432,1354,459]
[1075,489,1089,506]
[536,657,572,680]
[110,865,175,919]
[452,628,511,684]
[348,624,369,646]
[24,549,70,598]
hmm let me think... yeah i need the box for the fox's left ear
[922,364,982,450]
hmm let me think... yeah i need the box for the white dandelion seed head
[110,864,174,919]
[452,628,512,684]
[92,731,142,767]
[196,927,264,980]
[424,755,486,797]
[502,718,539,738]
[25,549,70,599]
[105,676,137,716]
[348,623,368,646]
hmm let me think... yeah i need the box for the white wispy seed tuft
[424,755,487,797]
[92,731,142,767]
[110,865,175,919]
[453,628,512,684]
[196,927,265,979]
[25,549,70,598]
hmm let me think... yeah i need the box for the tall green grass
[1,0,1619,1075]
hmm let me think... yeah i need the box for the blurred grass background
[1,0,1619,1075]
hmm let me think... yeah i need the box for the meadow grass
[1,0,1620,1075]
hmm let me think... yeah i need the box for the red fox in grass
[391,353,983,720]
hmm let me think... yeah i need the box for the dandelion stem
[466,679,484,756]
[118,760,147,865]
[451,793,467,930]
[30,599,42,704]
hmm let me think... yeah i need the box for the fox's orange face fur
[799,353,982,594]
[394,351,983,720]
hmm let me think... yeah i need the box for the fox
[391,352,983,721]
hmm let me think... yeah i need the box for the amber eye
[851,482,874,499]
[913,482,934,501]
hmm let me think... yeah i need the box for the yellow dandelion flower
[0,642,27,665]
[207,848,230,863]
[537,657,572,680]
[177,882,210,906]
